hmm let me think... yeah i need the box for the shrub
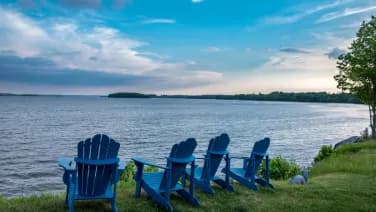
[120,161,135,183]
[120,161,159,183]
[314,145,334,163]
[259,156,302,180]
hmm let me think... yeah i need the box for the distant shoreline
[108,92,361,104]
[0,92,362,104]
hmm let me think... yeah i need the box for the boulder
[288,175,306,185]
[288,168,309,185]
[334,136,361,150]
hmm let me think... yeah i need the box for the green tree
[334,16,376,138]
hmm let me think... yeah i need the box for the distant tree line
[108,92,156,98]
[160,92,361,104]
[108,91,361,104]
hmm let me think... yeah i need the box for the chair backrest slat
[94,135,110,195]
[159,138,197,190]
[201,133,230,180]
[76,134,120,196]
[245,137,270,177]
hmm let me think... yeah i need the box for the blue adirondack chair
[133,138,199,212]
[223,137,274,191]
[58,134,125,212]
[185,133,234,194]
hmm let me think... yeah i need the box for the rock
[289,175,306,185]
[334,136,361,150]
[289,168,309,185]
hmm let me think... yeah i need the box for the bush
[314,145,334,163]
[120,161,159,183]
[120,161,136,183]
[259,156,302,180]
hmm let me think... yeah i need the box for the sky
[0,0,375,95]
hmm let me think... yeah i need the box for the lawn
[1,141,376,212]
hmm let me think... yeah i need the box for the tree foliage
[334,16,376,137]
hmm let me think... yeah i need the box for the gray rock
[289,168,309,185]
[289,175,306,184]
[334,136,361,150]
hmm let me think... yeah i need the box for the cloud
[18,0,36,9]
[160,44,342,95]
[0,54,151,86]
[204,46,221,53]
[264,0,351,24]
[0,7,49,57]
[141,18,176,24]
[280,48,310,54]
[60,0,101,8]
[0,7,223,93]
[0,53,223,90]
[317,6,376,23]
[195,51,338,94]
[112,0,132,9]
[326,47,346,59]
[192,0,203,3]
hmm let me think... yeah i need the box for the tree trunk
[372,105,376,139]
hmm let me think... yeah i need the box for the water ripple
[0,96,368,197]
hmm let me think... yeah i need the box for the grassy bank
[1,141,376,211]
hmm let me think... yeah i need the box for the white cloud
[169,35,354,95]
[192,0,203,3]
[141,18,176,24]
[264,0,352,24]
[0,7,49,57]
[0,7,223,91]
[176,51,339,94]
[204,46,221,53]
[317,6,376,23]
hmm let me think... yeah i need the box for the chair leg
[182,173,187,188]
[176,190,200,207]
[65,187,69,205]
[134,163,144,198]
[135,180,142,198]
[68,176,75,212]
[200,185,215,194]
[234,177,258,191]
[111,198,118,212]
[111,185,118,212]
[68,196,74,212]
[213,179,234,192]
[197,179,215,194]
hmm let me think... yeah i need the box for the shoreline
[1,140,375,211]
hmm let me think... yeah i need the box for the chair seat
[229,167,246,177]
[186,167,221,181]
[229,168,262,180]
[71,178,114,200]
[185,167,203,180]
[143,172,183,192]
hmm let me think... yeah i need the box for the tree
[334,16,376,138]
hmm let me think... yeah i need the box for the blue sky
[0,0,375,95]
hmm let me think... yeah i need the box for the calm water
[0,96,368,197]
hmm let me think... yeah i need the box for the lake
[0,96,368,197]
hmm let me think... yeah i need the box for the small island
[108,92,156,98]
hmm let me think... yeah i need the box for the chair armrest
[132,157,169,170]
[58,157,75,172]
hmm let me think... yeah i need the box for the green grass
[2,141,376,212]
